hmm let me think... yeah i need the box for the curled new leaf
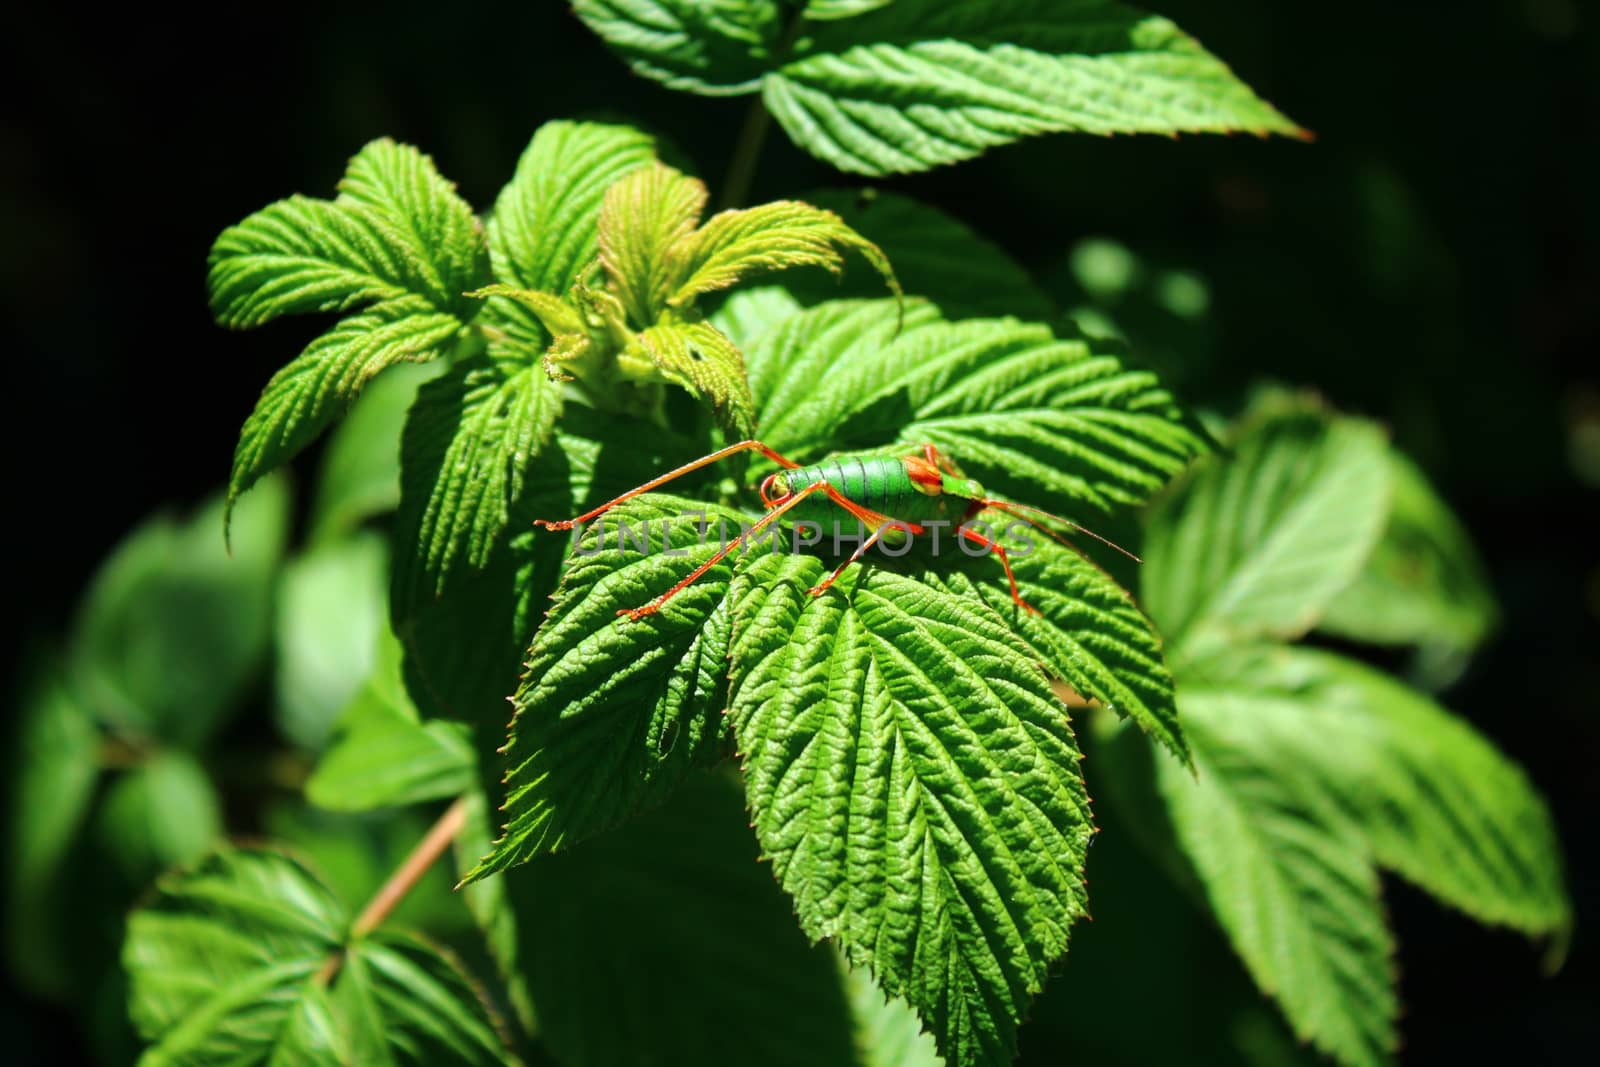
[635,319,759,438]
[668,198,900,307]
[600,163,710,324]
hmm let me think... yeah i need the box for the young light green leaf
[1318,449,1499,659]
[728,553,1093,1067]
[228,299,462,521]
[635,319,759,437]
[923,531,1187,764]
[97,753,223,885]
[790,189,1055,321]
[489,120,659,296]
[600,162,710,324]
[124,846,506,1066]
[1182,644,1570,943]
[764,1,1307,175]
[669,199,899,307]
[468,283,582,338]
[1142,408,1391,659]
[306,633,474,812]
[508,772,869,1066]
[72,478,289,749]
[467,495,743,877]
[310,360,446,544]
[573,0,783,94]
[391,352,562,603]
[274,533,388,751]
[1148,705,1398,1067]
[747,299,1207,517]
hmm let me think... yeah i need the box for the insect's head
[759,472,792,507]
[942,474,986,501]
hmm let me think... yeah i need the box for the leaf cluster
[9,5,1570,1067]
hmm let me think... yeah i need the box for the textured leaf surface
[922,533,1185,762]
[1319,449,1499,658]
[307,634,474,812]
[1142,409,1390,658]
[727,553,1093,1067]
[124,847,505,1066]
[208,140,484,327]
[211,139,484,527]
[636,319,758,437]
[1180,644,1570,942]
[488,120,658,296]
[392,352,561,603]
[747,299,1206,516]
[843,956,946,1067]
[765,1,1305,175]
[577,0,1303,175]
[1150,695,1398,1067]
[394,411,684,731]
[470,495,744,876]
[599,162,709,324]
[670,199,898,306]
[574,0,783,94]
[229,299,461,516]
[708,284,806,351]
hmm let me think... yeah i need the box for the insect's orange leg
[960,525,1039,615]
[538,440,802,531]
[922,443,960,474]
[806,485,925,597]
[619,481,830,622]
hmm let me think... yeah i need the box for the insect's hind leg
[619,481,829,622]
[959,525,1040,615]
[805,485,925,600]
[537,439,802,531]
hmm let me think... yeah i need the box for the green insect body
[536,439,1132,621]
[764,454,985,539]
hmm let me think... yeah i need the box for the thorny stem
[315,797,470,985]
[718,10,810,209]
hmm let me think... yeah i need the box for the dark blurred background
[3,1,1595,1063]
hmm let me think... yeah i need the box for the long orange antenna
[537,439,800,530]
[979,499,1142,564]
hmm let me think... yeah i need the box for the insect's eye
[759,473,790,506]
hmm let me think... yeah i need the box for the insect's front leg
[536,439,802,531]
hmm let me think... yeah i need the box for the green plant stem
[720,97,773,210]
[718,9,808,208]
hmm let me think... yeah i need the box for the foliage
[4,5,1571,1067]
